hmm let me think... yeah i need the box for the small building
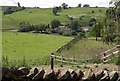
[59,26,70,31]
[81,26,91,32]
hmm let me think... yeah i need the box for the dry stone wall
[2,67,120,81]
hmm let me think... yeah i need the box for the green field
[2,7,110,66]
[2,32,72,66]
[2,7,107,29]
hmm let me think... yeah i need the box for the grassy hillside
[2,7,107,29]
[2,32,72,66]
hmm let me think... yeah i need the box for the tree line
[3,2,25,15]
[18,19,84,36]
[52,3,90,15]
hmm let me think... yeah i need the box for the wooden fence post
[103,53,107,63]
[117,45,120,56]
[51,53,54,70]
[116,45,120,51]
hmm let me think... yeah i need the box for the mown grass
[2,7,107,29]
[2,32,72,66]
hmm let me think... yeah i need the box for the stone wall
[2,67,120,81]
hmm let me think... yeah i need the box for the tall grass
[2,55,50,68]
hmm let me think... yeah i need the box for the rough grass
[2,7,107,29]
[56,38,110,59]
[2,32,72,66]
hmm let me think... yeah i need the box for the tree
[50,19,61,29]
[78,3,82,7]
[103,1,120,44]
[92,21,102,41]
[52,7,58,15]
[18,2,21,7]
[62,3,68,9]
[69,19,81,31]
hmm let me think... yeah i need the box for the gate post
[51,53,54,70]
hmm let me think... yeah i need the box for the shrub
[99,9,102,12]
[62,31,70,36]
[92,10,95,13]
[58,30,63,35]
[79,16,83,20]
[70,30,77,35]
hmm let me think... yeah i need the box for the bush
[92,10,95,13]
[58,30,63,35]
[70,30,77,35]
[99,9,102,12]
[62,31,70,36]
[79,16,83,20]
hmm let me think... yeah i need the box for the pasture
[2,32,72,66]
[2,7,107,29]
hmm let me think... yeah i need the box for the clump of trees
[18,22,48,33]
[4,6,25,15]
[33,24,47,33]
[18,19,84,36]
[4,2,25,15]
[18,22,32,32]
[83,4,90,7]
